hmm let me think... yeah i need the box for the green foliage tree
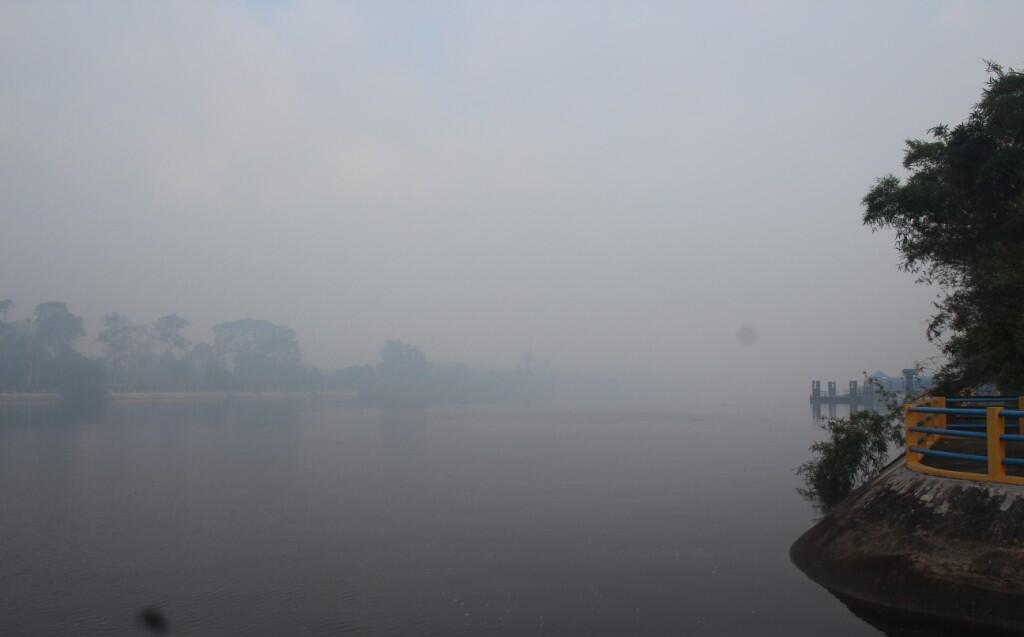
[863,62,1024,393]
[798,410,902,510]
[798,373,915,510]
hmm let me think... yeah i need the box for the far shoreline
[0,390,358,404]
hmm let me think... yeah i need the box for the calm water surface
[0,400,880,636]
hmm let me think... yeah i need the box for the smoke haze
[2,1,1022,407]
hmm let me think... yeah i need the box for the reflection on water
[1,400,883,636]
[810,402,864,422]
[828,588,1022,637]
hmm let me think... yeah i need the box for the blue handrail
[907,396,1024,484]
[909,406,987,416]
[910,426,987,439]
[950,425,1021,432]
[910,447,987,462]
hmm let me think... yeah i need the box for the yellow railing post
[933,397,947,431]
[904,397,1024,485]
[987,406,1006,480]
[905,402,922,469]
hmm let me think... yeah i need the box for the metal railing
[905,396,1024,485]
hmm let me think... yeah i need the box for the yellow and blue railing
[905,396,1024,485]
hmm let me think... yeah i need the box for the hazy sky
[2,2,1022,406]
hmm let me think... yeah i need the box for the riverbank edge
[0,391,357,404]
[791,459,1024,632]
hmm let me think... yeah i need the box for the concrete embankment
[791,459,1024,632]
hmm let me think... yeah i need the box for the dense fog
[2,2,1023,408]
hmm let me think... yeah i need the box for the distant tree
[212,319,303,390]
[0,301,107,405]
[186,342,217,369]
[3,329,35,391]
[330,364,374,394]
[52,348,106,411]
[32,302,84,355]
[379,340,429,380]
[153,314,190,357]
[0,299,14,354]
[185,342,230,390]
[212,319,302,368]
[98,312,138,377]
[0,299,20,390]
[863,62,1024,392]
[374,340,432,406]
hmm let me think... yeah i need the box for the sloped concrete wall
[791,460,1024,632]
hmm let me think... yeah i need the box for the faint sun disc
[736,325,758,347]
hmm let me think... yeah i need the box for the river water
[0,399,885,636]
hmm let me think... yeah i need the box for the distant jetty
[809,369,933,416]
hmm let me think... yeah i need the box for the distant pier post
[902,369,916,396]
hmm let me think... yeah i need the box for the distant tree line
[0,299,551,408]
[0,300,105,406]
